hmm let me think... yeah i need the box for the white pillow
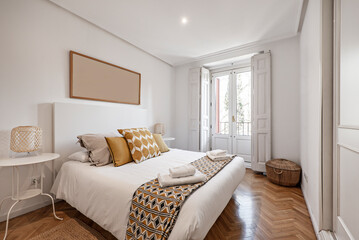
[68,151,89,163]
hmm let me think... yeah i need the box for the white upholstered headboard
[53,102,148,171]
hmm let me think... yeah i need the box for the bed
[51,102,245,239]
[51,148,245,240]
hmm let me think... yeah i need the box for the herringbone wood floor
[0,169,316,240]
[205,169,316,240]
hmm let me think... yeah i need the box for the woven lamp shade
[154,123,165,135]
[10,126,42,153]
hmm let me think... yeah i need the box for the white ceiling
[50,0,304,66]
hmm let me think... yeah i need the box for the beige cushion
[153,134,169,153]
[105,137,133,167]
[79,135,112,166]
[118,128,161,163]
[77,132,120,148]
[77,134,96,148]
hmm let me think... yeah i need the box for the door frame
[333,0,340,234]
[232,67,252,162]
[211,70,232,153]
[320,0,334,232]
[210,67,251,156]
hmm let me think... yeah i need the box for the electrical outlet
[303,172,308,183]
[31,176,41,185]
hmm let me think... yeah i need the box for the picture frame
[70,51,141,105]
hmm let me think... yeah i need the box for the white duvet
[51,149,245,240]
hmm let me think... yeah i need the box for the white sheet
[51,149,245,240]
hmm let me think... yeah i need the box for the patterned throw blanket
[125,155,234,240]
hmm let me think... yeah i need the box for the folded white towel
[206,152,233,161]
[158,171,207,188]
[208,149,227,157]
[169,164,196,178]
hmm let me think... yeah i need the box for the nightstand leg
[3,200,20,240]
[41,193,63,221]
[0,196,11,213]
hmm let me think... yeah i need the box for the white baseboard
[301,183,320,238]
[0,199,51,222]
[319,230,336,240]
[244,161,251,169]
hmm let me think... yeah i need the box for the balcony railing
[236,121,251,136]
[218,121,251,136]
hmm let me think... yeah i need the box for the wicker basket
[265,159,301,187]
[10,126,42,153]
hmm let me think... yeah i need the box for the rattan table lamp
[10,126,42,154]
[154,123,165,136]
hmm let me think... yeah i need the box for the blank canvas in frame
[70,51,141,105]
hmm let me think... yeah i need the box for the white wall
[174,36,301,163]
[299,0,321,234]
[0,0,174,220]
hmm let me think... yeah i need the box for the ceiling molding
[297,0,309,32]
[175,0,307,67]
[174,33,299,67]
[49,0,305,67]
[48,0,174,67]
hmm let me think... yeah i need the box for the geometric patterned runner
[125,156,234,240]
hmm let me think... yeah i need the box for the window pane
[215,75,230,134]
[236,71,251,135]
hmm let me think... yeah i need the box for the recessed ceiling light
[181,17,188,24]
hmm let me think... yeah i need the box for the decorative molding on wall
[338,125,359,130]
[337,217,355,240]
[173,33,299,67]
[337,143,359,154]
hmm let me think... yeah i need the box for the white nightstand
[0,153,63,240]
[163,137,175,148]
[162,137,175,142]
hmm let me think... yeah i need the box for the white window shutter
[251,52,271,172]
[188,68,201,151]
[200,67,210,152]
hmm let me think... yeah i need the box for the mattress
[51,149,245,240]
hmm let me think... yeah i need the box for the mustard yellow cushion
[118,128,161,163]
[153,134,169,153]
[105,137,133,167]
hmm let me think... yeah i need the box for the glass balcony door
[211,68,252,162]
[212,71,232,153]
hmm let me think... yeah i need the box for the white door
[333,1,359,239]
[188,68,201,151]
[211,68,252,160]
[200,67,211,152]
[232,69,252,162]
[251,52,271,172]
